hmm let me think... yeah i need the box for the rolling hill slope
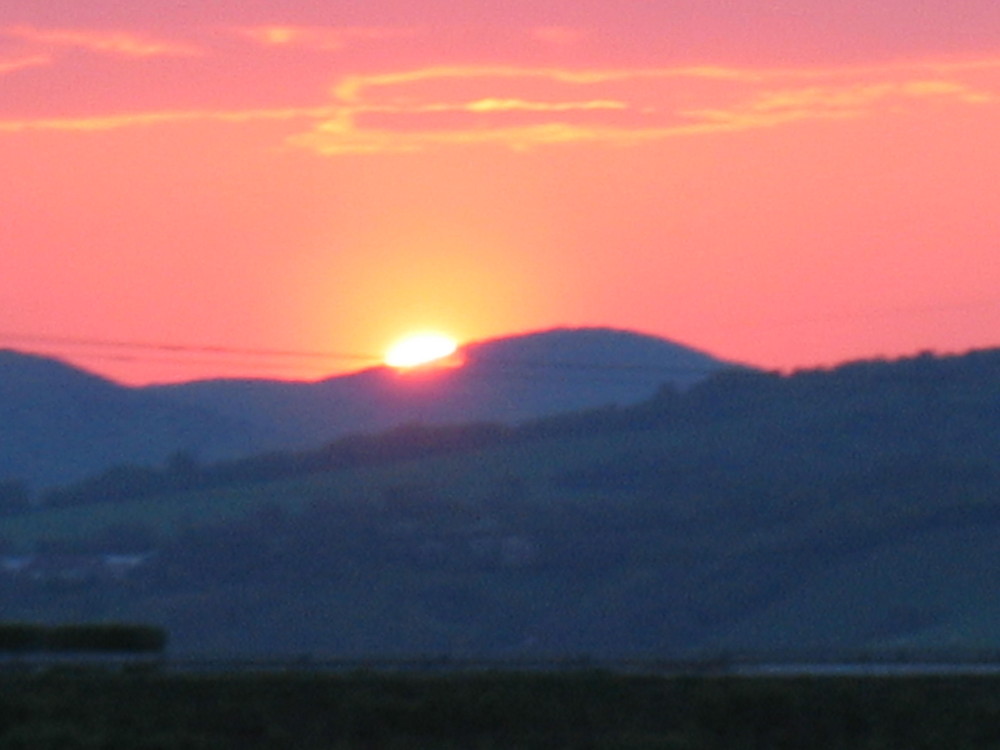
[1,346,998,658]
[0,328,730,487]
[148,327,730,451]
[0,350,264,489]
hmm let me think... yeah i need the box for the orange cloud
[235,25,419,50]
[0,54,50,75]
[0,105,334,133]
[684,78,996,132]
[1,50,994,154]
[330,64,758,104]
[2,25,201,58]
[463,98,624,113]
[289,59,999,155]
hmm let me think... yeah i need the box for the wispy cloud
[2,25,201,58]
[685,78,996,132]
[329,64,760,104]
[0,53,994,153]
[0,54,50,75]
[235,25,419,50]
[0,105,333,133]
[290,59,999,155]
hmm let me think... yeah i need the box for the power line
[0,331,381,363]
[467,357,723,375]
[0,330,729,379]
[12,349,357,377]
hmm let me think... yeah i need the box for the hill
[0,328,730,488]
[147,327,729,451]
[0,346,998,659]
[0,350,265,489]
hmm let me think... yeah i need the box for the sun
[384,332,460,369]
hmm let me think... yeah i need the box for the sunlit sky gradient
[2,1,999,383]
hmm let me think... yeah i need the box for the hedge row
[0,623,166,653]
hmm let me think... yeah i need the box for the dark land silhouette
[0,327,730,489]
[0,342,998,659]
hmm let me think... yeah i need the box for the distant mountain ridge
[3,345,999,658]
[0,328,733,487]
[150,327,730,451]
[0,349,262,489]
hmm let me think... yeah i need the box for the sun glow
[384,332,460,369]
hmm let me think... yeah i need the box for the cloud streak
[0,106,333,133]
[2,25,201,58]
[683,79,996,134]
[291,59,1000,155]
[235,25,419,50]
[0,49,995,153]
[0,54,50,75]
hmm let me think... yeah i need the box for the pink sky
[2,1,999,383]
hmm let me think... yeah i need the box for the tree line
[0,623,166,654]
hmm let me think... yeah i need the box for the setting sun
[384,332,460,369]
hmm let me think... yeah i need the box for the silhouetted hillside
[0,350,264,488]
[149,327,731,451]
[1,346,999,659]
[0,328,730,488]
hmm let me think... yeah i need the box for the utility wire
[13,349,360,377]
[0,330,729,378]
[0,332,381,363]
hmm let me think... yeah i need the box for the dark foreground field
[2,669,1000,749]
